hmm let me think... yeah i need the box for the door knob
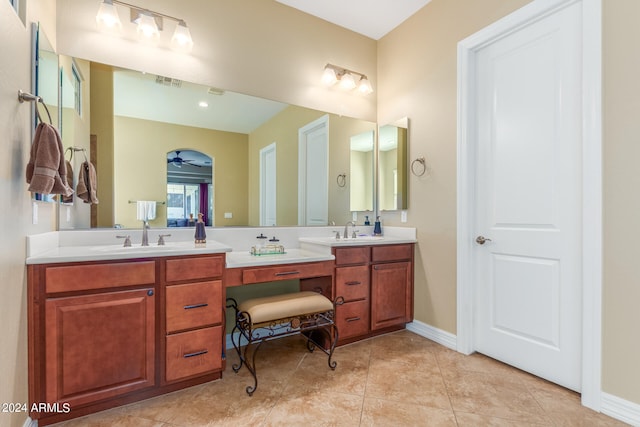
[475,235,492,245]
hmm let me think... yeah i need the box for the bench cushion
[239,291,333,325]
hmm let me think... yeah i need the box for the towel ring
[336,173,346,187]
[18,90,52,125]
[36,98,53,125]
[411,157,427,177]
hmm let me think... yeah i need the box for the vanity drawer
[165,326,222,382]
[45,261,156,293]
[334,247,370,266]
[242,261,333,285]
[371,244,413,263]
[336,299,370,340]
[165,255,224,283]
[336,265,369,302]
[166,280,222,333]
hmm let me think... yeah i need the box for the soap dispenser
[364,215,370,226]
[373,216,382,236]
[194,213,207,246]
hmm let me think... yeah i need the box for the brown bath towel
[77,161,99,204]
[61,160,74,204]
[26,123,73,197]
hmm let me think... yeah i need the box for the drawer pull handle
[346,317,361,322]
[345,281,361,286]
[183,349,208,358]
[275,271,300,277]
[184,303,208,310]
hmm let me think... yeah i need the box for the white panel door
[473,2,582,391]
[260,143,276,226]
[298,116,328,226]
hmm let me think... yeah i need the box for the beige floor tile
[365,357,452,410]
[261,390,364,427]
[454,411,551,426]
[444,369,551,425]
[50,331,629,427]
[361,397,457,426]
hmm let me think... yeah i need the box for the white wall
[0,1,59,426]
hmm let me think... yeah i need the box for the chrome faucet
[141,220,150,246]
[344,221,355,239]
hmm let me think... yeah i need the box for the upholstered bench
[226,291,340,395]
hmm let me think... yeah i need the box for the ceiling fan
[167,150,201,168]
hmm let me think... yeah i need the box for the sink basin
[299,235,385,247]
[91,244,177,253]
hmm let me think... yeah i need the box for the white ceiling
[275,0,431,40]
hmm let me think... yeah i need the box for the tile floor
[54,330,627,426]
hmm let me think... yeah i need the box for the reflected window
[167,183,201,227]
[71,63,82,115]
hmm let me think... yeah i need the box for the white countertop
[226,248,335,268]
[25,226,416,266]
[25,240,232,264]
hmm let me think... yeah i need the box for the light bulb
[171,20,194,51]
[136,12,159,39]
[321,66,338,86]
[339,72,356,91]
[96,0,122,30]
[357,76,373,95]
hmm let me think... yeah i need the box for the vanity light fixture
[321,64,373,95]
[95,0,194,51]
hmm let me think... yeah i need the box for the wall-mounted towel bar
[18,90,52,124]
[128,200,166,205]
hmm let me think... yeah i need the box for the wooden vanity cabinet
[334,243,414,344]
[163,255,225,384]
[28,254,226,426]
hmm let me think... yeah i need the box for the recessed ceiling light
[198,101,209,108]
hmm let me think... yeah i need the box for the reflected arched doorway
[166,149,214,226]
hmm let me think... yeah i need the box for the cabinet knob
[147,289,154,297]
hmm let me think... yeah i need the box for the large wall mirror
[57,58,377,229]
[349,130,374,212]
[378,117,409,211]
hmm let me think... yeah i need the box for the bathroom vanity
[26,227,415,425]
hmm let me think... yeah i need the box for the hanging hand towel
[77,161,99,204]
[26,123,73,197]
[136,201,156,221]
[61,160,74,204]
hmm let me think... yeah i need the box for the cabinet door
[371,262,411,330]
[45,288,155,407]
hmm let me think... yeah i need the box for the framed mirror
[58,58,377,229]
[349,130,374,212]
[378,117,409,211]
[31,23,59,203]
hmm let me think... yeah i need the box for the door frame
[456,0,602,410]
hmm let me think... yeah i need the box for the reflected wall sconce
[96,0,194,51]
[321,64,373,95]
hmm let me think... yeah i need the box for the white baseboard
[406,320,457,351]
[601,392,640,426]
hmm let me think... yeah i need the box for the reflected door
[298,116,328,225]
[260,143,276,226]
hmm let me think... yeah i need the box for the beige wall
[90,62,115,228]
[602,0,640,405]
[56,0,377,123]
[113,116,248,228]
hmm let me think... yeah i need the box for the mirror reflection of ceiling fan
[167,150,201,168]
